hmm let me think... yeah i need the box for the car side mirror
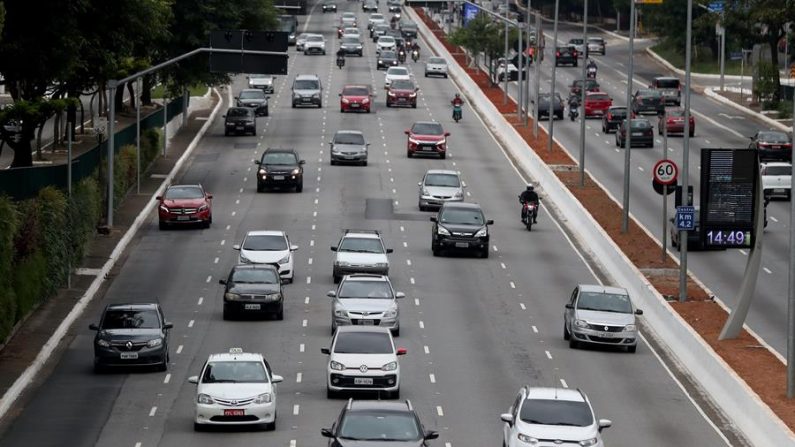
[430,216,437,222]
[207,194,213,199]
[424,431,439,440]
[500,413,514,425]
[89,323,99,331]
[321,347,330,355]
[404,129,410,135]
[444,131,451,137]
[155,196,163,201]
[163,322,174,330]
[233,244,241,250]
[396,347,407,355]
[327,290,337,297]
[221,114,226,118]
[291,245,299,251]
[386,248,394,254]
[299,160,306,165]
[598,419,612,431]
[321,428,334,438]
[219,279,227,285]
[395,292,405,299]
[418,182,422,186]
[188,376,199,384]
[330,245,338,251]
[635,309,644,315]
[272,374,284,383]
[234,96,239,100]
[565,303,573,309]
[254,160,261,165]
[486,219,494,225]
[338,93,342,97]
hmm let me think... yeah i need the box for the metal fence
[0,98,184,200]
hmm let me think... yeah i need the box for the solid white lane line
[560,379,568,388]
[188,320,194,328]
[149,406,157,417]
[739,249,748,256]
[532,325,538,333]
[302,319,308,327]
[197,297,203,305]
[545,350,552,359]
[519,303,526,310]
[205,275,212,283]
[419,321,425,329]
[424,345,430,354]
[293,404,300,415]
[403,241,408,247]
[510,281,516,289]
[226,224,231,230]
[436,406,444,416]
[220,239,226,246]
[429,373,436,383]
[164,373,171,384]
[176,345,183,354]
[300,343,305,352]
[764,267,772,274]
[296,372,302,383]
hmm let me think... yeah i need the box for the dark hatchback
[601,106,628,133]
[322,400,439,447]
[377,50,400,70]
[555,46,578,66]
[430,202,492,258]
[89,303,172,372]
[223,107,256,136]
[537,93,564,120]
[631,89,664,115]
[616,119,654,148]
[749,130,792,162]
[255,148,305,192]
[236,88,269,116]
[570,79,600,97]
[220,264,285,320]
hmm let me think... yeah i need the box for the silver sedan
[418,169,465,211]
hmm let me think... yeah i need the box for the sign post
[654,158,678,260]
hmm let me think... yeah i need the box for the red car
[405,121,449,159]
[157,184,213,230]
[583,91,612,118]
[658,108,695,137]
[386,79,418,108]
[339,84,372,113]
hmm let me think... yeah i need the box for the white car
[189,348,283,431]
[331,229,392,283]
[493,58,519,82]
[384,66,410,87]
[762,162,792,200]
[295,33,311,52]
[247,74,275,93]
[340,12,357,28]
[342,27,360,39]
[368,13,386,30]
[233,230,298,283]
[376,36,397,55]
[303,34,326,55]
[424,57,448,78]
[501,386,612,447]
[568,37,586,56]
[321,326,406,398]
[328,274,405,335]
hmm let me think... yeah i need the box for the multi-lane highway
[0,4,747,447]
[491,21,792,356]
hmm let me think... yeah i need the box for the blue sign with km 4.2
[676,206,696,231]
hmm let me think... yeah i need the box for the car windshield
[379,37,395,44]
[334,132,366,145]
[243,234,288,251]
[578,291,633,313]
[239,90,265,100]
[764,165,792,176]
[231,268,279,284]
[294,80,319,90]
[519,399,594,427]
[339,237,384,253]
[588,37,603,43]
[226,108,251,117]
[164,186,204,200]
[655,78,680,88]
[297,33,309,40]
[343,86,370,96]
[102,310,160,329]
[428,57,446,64]
[342,12,356,18]
[667,109,685,117]
[381,51,397,59]
[425,173,460,187]
[759,132,789,143]
[307,35,324,42]
[629,120,651,129]
[402,22,417,29]
[342,37,360,44]
[440,208,484,225]
[411,122,443,135]
[569,38,584,44]
[334,332,393,353]
[371,14,384,19]
[202,361,268,383]
[391,80,414,90]
[339,281,393,299]
[338,410,421,441]
[609,108,627,116]
[262,152,298,165]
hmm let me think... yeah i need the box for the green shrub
[35,187,69,296]
[12,250,47,320]
[68,178,101,263]
[113,145,137,208]
[0,196,19,341]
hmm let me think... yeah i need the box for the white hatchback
[761,162,791,200]
[376,36,397,55]
[233,230,298,283]
[189,348,283,431]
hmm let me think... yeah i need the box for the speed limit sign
[653,159,678,185]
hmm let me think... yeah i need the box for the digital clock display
[704,230,751,247]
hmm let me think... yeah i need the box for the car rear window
[164,185,204,199]
[387,67,409,76]
[339,280,393,298]
[654,78,680,89]
[102,310,160,329]
[630,119,652,129]
[428,57,446,64]
[440,208,484,225]
[226,108,251,117]
[759,132,790,143]
[637,89,661,98]
[379,36,395,43]
[334,332,393,354]
[520,399,593,427]
[589,94,610,101]
[307,35,324,42]
[764,165,792,176]
[239,90,265,99]
[412,122,443,135]
[243,234,288,251]
[334,132,366,145]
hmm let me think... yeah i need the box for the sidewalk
[0,89,220,431]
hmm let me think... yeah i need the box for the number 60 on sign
[653,159,678,185]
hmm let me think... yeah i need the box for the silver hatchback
[424,57,448,78]
[563,284,643,353]
[418,169,464,211]
[328,274,405,336]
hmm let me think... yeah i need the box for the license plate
[600,332,615,338]
[771,145,781,149]
[273,175,285,180]
[455,242,469,248]
[236,126,244,130]
[224,409,245,416]
[176,216,190,221]
[244,303,261,310]
[422,146,435,151]
[302,98,311,102]
[632,132,644,136]
[351,103,360,108]
[774,188,787,193]
[359,319,374,325]
[120,352,138,359]
[354,377,374,385]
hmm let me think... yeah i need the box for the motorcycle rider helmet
[455,93,460,99]
[526,184,534,191]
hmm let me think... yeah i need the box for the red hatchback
[658,108,695,137]
[386,79,418,108]
[583,91,612,118]
[405,121,449,159]
[157,184,213,230]
[339,84,373,113]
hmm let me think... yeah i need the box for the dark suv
[255,148,305,192]
[89,303,173,372]
[220,264,285,320]
[223,107,256,136]
[321,399,439,446]
[236,88,269,116]
[430,202,492,258]
[555,46,578,66]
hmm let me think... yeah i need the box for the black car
[223,107,256,136]
[387,0,401,12]
[537,93,564,120]
[749,130,792,162]
[340,36,364,56]
[89,303,172,372]
[220,264,285,320]
[236,88,269,116]
[631,89,664,115]
[616,119,654,148]
[570,79,600,97]
[372,23,390,40]
[399,21,418,38]
[322,1,337,12]
[255,148,306,192]
[321,400,439,447]
[362,0,378,11]
[430,202,492,258]
[377,50,399,70]
[555,46,578,66]
[601,106,628,133]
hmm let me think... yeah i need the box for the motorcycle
[398,50,406,63]
[521,201,538,231]
[452,103,463,122]
[586,65,597,79]
[411,49,419,62]
[336,56,345,69]
[569,105,579,121]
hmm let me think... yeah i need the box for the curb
[410,7,795,446]
[645,46,748,82]
[0,87,224,421]
[703,86,791,132]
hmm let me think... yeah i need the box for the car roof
[335,129,364,136]
[295,74,320,81]
[586,91,608,96]
[524,387,586,403]
[349,400,414,411]
[264,147,297,154]
[412,120,441,126]
[343,84,370,90]
[441,202,482,211]
[227,106,254,113]
[762,162,792,168]
[240,88,264,93]
[343,231,381,239]
[425,169,459,176]
[654,76,679,81]
[231,263,280,272]
[336,325,392,334]
[245,230,287,237]
[105,303,160,311]
[577,284,629,295]
[167,183,202,189]
[207,350,264,363]
[342,274,390,282]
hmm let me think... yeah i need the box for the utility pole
[579,0,588,186]
[504,0,509,104]
[621,0,636,233]
[136,77,142,194]
[548,0,560,153]
[788,74,795,398]
[107,81,117,227]
[533,10,542,137]
[679,0,694,302]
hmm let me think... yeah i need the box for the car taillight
[556,51,561,57]
[572,50,578,57]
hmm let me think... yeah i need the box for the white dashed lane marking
[299,343,305,352]
[197,297,203,305]
[519,303,526,310]
[545,350,552,360]
[419,321,425,329]
[424,345,430,354]
[532,325,538,333]
[164,373,171,384]
[296,372,302,383]
[429,373,436,383]
[176,345,183,354]
[764,267,772,274]
[188,320,195,328]
[436,406,444,416]
[149,406,157,417]
[293,404,300,415]
[510,281,516,289]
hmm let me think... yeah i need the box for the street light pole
[679,0,694,303]
[579,0,589,186]
[533,10,542,137]
[621,0,637,233]
[136,77,142,195]
[719,23,726,91]
[788,77,795,398]
[107,81,117,227]
[518,26,524,119]
[548,0,560,153]
[524,2,532,126]
[504,0,509,104]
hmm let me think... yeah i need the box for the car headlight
[96,339,111,347]
[278,254,290,264]
[259,168,266,175]
[336,260,351,267]
[334,309,348,318]
[330,360,345,371]
[421,187,429,195]
[362,98,370,104]
[435,139,446,146]
[225,292,241,300]
[474,227,488,237]
[408,92,417,98]
[378,59,384,64]
[384,308,398,318]
[341,98,350,104]
[624,324,637,332]
[198,204,208,212]
[356,45,362,49]
[382,361,398,371]
[291,168,300,175]
[579,438,598,446]
[293,93,301,99]
[159,205,170,213]
[517,433,539,443]
[146,338,163,348]
[574,319,588,328]
[437,225,450,236]
[453,190,464,198]
[254,393,272,404]
[198,394,215,405]
[408,137,421,145]
[265,293,282,302]
[388,91,396,97]
[239,253,251,263]
[312,93,320,99]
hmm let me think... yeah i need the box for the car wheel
[392,327,400,337]
[292,102,296,108]
[432,246,441,257]
[412,102,417,109]
[331,159,337,166]
[296,182,303,193]
[418,203,425,212]
[264,107,269,117]
[223,304,233,321]
[390,388,400,399]
[193,423,205,432]
[275,306,284,321]
[569,337,579,349]
[386,101,391,108]
[257,183,264,193]
[304,50,308,55]
[480,248,489,258]
[439,152,446,159]
[424,72,428,77]
[556,112,563,120]
[157,356,168,372]
[689,130,694,137]
[203,219,211,229]
[159,221,167,231]
[252,128,257,136]
[626,345,637,353]
[361,160,368,166]
[93,362,105,374]
[327,387,337,399]
[406,149,412,158]
[224,129,229,136]
[563,323,571,340]
[786,191,792,201]
[333,274,340,284]
[264,420,276,431]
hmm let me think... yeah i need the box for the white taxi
[189,348,283,431]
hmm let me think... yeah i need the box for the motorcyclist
[568,94,580,120]
[586,58,597,78]
[336,48,346,67]
[519,184,540,223]
[397,47,406,63]
[451,93,464,107]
